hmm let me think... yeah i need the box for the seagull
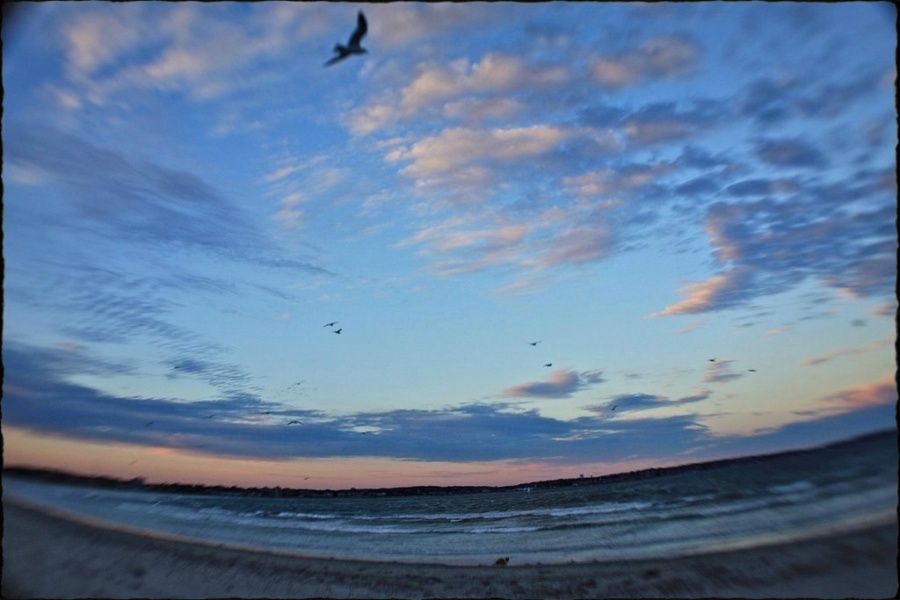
[708,358,716,362]
[543,363,553,367]
[324,11,368,67]
[324,322,338,327]
[334,328,343,334]
[528,341,541,346]
[288,420,304,425]
[748,369,757,372]
[611,405,618,411]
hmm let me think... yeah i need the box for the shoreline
[3,499,897,599]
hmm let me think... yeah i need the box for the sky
[2,2,896,490]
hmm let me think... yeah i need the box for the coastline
[3,498,897,599]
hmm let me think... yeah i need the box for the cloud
[5,124,330,274]
[349,53,570,134]
[652,165,895,316]
[754,137,827,168]
[817,377,896,410]
[737,72,886,125]
[651,268,758,317]
[367,3,496,50]
[56,3,314,106]
[503,369,605,399]
[4,343,893,466]
[799,335,894,367]
[588,35,700,89]
[585,391,711,414]
[702,360,744,384]
[389,125,571,183]
[869,302,896,317]
[621,101,723,146]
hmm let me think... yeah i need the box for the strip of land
[2,498,897,599]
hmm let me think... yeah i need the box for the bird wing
[349,11,367,46]
[324,54,347,67]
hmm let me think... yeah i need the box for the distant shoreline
[3,428,894,499]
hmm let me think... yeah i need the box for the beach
[2,497,896,599]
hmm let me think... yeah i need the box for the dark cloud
[657,164,894,316]
[694,404,896,462]
[503,369,605,399]
[737,71,881,126]
[585,391,711,414]
[754,137,827,168]
[4,343,892,466]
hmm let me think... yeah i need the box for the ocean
[4,431,896,566]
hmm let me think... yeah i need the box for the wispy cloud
[702,360,744,385]
[6,123,330,274]
[585,391,711,414]
[799,335,894,367]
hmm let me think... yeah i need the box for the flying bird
[543,363,553,367]
[324,322,338,327]
[528,341,541,346]
[324,11,368,67]
[334,328,343,334]
[288,420,304,425]
[708,358,716,362]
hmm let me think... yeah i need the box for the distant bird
[288,420,304,425]
[543,363,553,367]
[528,341,541,346]
[204,414,216,419]
[494,557,510,567]
[145,421,154,427]
[611,405,618,411]
[334,328,343,334]
[324,11,368,67]
[708,358,716,362]
[324,322,338,327]
[748,369,757,372]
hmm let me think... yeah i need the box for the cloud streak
[503,369,605,399]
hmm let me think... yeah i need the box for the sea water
[4,431,896,565]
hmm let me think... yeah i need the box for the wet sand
[2,498,897,599]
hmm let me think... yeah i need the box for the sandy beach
[2,497,896,599]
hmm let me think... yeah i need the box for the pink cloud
[818,377,896,409]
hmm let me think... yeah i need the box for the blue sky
[3,2,896,488]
